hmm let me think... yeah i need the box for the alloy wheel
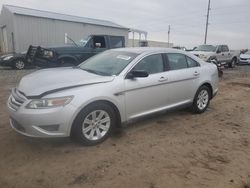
[82,110,111,141]
[15,60,25,69]
[197,89,209,110]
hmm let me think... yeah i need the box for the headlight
[26,96,73,109]
[3,55,13,60]
[43,50,54,58]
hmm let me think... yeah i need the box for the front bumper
[239,59,250,64]
[0,59,13,67]
[7,96,77,138]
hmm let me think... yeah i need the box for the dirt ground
[0,66,250,188]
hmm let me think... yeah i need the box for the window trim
[165,53,200,71]
[165,53,189,71]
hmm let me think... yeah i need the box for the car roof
[112,47,185,55]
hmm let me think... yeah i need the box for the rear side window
[133,54,164,74]
[167,53,188,70]
[186,56,199,68]
[109,36,124,48]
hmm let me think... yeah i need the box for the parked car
[0,52,28,69]
[190,44,239,68]
[239,51,250,65]
[7,47,219,145]
[26,35,126,68]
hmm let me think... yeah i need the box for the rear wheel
[71,102,116,145]
[192,85,211,114]
[229,58,237,68]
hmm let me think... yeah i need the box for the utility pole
[168,25,170,47]
[204,0,211,44]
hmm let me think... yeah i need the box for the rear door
[164,53,201,105]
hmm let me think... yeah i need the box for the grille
[9,88,27,111]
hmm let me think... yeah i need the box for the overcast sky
[0,0,249,49]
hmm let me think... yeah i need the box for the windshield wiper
[81,68,109,76]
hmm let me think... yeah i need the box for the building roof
[3,4,128,30]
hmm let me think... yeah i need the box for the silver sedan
[7,47,219,145]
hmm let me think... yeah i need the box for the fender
[57,55,79,64]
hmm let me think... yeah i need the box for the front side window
[133,54,164,74]
[167,53,188,70]
[93,36,106,48]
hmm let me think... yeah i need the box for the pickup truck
[190,44,239,68]
[26,35,126,67]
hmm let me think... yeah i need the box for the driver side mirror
[216,49,221,54]
[126,70,149,79]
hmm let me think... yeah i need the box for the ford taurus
[7,48,219,145]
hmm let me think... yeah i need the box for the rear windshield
[195,45,216,52]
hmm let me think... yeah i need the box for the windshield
[77,36,91,47]
[195,45,216,52]
[245,51,250,55]
[79,50,138,76]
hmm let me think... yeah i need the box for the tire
[71,102,116,145]
[13,59,25,70]
[218,70,223,78]
[192,85,211,114]
[229,58,237,68]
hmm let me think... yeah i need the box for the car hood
[0,53,14,59]
[240,54,250,59]
[18,67,115,98]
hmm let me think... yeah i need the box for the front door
[164,53,200,105]
[124,53,168,120]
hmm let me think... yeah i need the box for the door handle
[193,72,200,76]
[158,76,168,82]
[222,54,224,56]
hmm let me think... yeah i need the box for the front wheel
[71,102,116,145]
[192,86,211,114]
[13,59,25,70]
